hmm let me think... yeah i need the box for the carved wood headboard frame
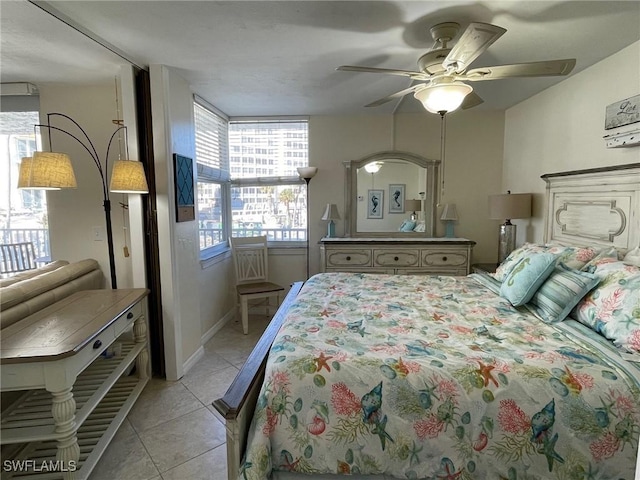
[541,163,640,253]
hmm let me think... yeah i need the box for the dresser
[320,237,475,275]
[1,289,150,480]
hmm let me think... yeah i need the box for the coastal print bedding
[240,272,640,480]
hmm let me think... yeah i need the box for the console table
[320,237,475,275]
[0,289,149,480]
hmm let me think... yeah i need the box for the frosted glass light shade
[489,193,532,220]
[364,162,382,173]
[321,203,340,221]
[110,160,149,193]
[297,166,318,180]
[18,152,77,189]
[414,82,473,114]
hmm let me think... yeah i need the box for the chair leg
[241,296,249,335]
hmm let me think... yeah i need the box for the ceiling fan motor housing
[417,49,451,75]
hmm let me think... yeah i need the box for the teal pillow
[399,220,416,232]
[525,263,600,323]
[499,253,557,306]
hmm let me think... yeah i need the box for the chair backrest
[229,236,269,285]
[0,242,37,276]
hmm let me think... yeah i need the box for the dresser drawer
[326,249,372,268]
[421,250,468,268]
[373,249,420,267]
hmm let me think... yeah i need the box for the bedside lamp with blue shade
[440,203,458,238]
[321,203,340,238]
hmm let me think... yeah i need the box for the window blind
[194,98,230,182]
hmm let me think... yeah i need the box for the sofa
[0,259,104,329]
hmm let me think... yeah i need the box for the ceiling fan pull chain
[439,111,446,204]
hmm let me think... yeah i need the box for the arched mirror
[344,151,439,237]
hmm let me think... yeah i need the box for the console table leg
[51,388,79,479]
[134,315,149,379]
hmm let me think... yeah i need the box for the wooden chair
[229,236,284,334]
[0,242,37,277]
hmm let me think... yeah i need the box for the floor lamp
[297,166,318,279]
[18,112,149,289]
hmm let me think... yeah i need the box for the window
[194,97,229,254]
[228,120,309,242]
[0,110,50,260]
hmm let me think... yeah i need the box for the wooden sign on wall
[604,94,640,130]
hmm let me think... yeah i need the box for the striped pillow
[525,263,600,323]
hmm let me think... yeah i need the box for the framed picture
[173,153,195,222]
[388,184,405,213]
[605,94,640,130]
[367,189,383,219]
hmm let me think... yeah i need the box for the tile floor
[87,315,271,480]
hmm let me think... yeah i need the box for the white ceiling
[2,1,639,116]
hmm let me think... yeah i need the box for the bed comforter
[240,272,640,479]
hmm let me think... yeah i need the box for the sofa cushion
[0,260,69,288]
[1,259,101,311]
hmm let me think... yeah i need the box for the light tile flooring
[87,315,271,480]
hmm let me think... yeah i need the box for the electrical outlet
[92,226,104,241]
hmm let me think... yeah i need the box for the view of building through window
[197,117,309,249]
[0,111,50,260]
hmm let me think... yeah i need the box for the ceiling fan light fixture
[364,162,383,174]
[414,81,473,114]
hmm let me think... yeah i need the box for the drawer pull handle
[93,340,102,349]
[394,256,399,261]
[127,312,134,319]
[442,256,448,262]
[346,256,351,261]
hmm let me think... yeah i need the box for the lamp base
[497,222,517,263]
[444,221,455,238]
[326,220,335,238]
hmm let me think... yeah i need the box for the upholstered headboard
[541,163,640,253]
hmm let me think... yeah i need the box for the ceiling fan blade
[337,65,429,80]
[443,22,506,73]
[365,84,425,107]
[463,59,577,81]
[461,91,484,110]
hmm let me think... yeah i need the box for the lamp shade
[110,160,149,193]
[405,199,421,213]
[297,166,318,180]
[321,203,340,221]
[440,203,459,221]
[489,193,532,220]
[414,81,473,114]
[18,152,77,189]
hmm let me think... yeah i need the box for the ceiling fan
[337,22,576,113]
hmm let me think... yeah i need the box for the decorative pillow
[548,243,601,270]
[525,263,600,324]
[581,247,619,273]
[494,243,568,282]
[499,253,557,306]
[623,246,640,267]
[399,220,416,232]
[572,260,640,354]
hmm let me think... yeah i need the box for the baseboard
[201,307,237,346]
[183,345,205,376]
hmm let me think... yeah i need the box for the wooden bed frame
[213,163,640,480]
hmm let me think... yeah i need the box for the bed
[214,163,640,480]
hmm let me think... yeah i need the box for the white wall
[40,84,135,288]
[309,110,505,264]
[503,41,640,245]
[149,65,202,380]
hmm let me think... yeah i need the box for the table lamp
[321,203,340,238]
[404,199,421,222]
[440,203,458,238]
[489,191,532,263]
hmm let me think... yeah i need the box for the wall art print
[389,184,405,214]
[367,189,383,219]
[173,153,195,222]
[605,94,640,130]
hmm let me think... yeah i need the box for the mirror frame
[344,151,440,237]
